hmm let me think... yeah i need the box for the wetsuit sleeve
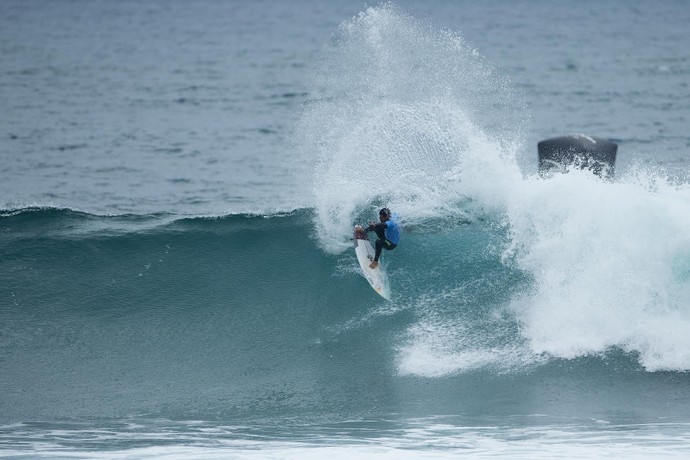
[367,222,387,232]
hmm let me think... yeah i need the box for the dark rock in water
[538,134,617,178]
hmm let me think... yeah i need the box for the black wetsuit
[367,222,397,262]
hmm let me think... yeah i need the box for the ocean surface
[2,0,690,458]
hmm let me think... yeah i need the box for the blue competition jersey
[384,215,400,245]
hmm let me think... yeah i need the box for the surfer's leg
[370,225,386,267]
[374,239,397,262]
[373,225,386,241]
[370,238,395,269]
[373,239,383,262]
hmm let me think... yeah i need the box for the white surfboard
[353,226,391,300]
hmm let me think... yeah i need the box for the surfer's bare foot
[369,261,379,269]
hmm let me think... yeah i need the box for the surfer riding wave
[360,207,400,269]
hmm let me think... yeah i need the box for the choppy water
[2,0,690,458]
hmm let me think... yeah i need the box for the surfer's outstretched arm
[367,222,387,240]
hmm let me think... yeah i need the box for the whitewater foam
[506,167,690,371]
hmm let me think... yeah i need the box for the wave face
[3,204,690,425]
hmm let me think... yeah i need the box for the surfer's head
[379,208,391,221]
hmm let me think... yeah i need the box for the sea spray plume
[297,3,527,252]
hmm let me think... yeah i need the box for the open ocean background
[2,0,690,458]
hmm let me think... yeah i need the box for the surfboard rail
[353,226,390,299]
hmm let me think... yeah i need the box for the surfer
[364,208,400,269]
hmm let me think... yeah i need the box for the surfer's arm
[365,221,390,245]
[366,222,387,232]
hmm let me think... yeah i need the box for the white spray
[297,4,525,253]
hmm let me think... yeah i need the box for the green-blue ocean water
[2,206,690,457]
[2,0,690,457]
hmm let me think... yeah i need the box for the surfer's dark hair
[379,208,391,218]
